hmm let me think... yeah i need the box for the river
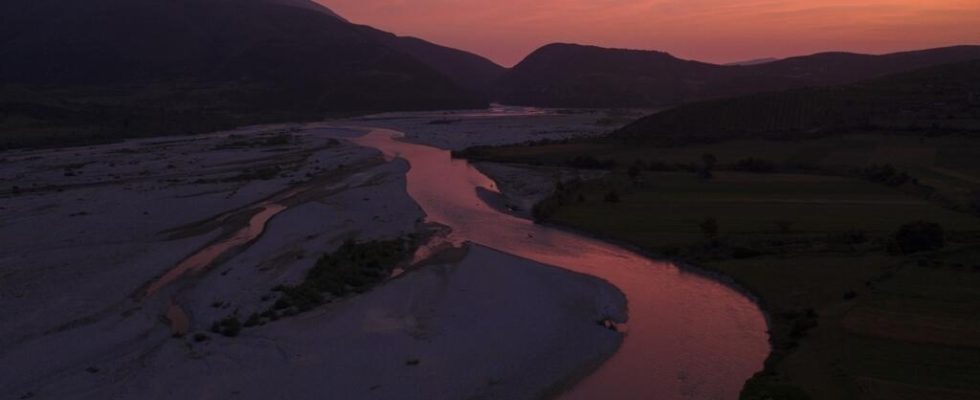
[353,128,770,400]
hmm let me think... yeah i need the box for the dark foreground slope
[0,0,502,148]
[495,43,980,108]
[614,59,980,145]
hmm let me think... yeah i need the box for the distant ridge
[613,59,980,145]
[495,43,980,107]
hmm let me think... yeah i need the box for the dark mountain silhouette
[612,59,980,145]
[0,0,502,147]
[371,34,506,93]
[495,43,980,107]
[493,43,729,107]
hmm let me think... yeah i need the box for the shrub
[603,190,621,203]
[891,221,945,254]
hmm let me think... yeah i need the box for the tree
[700,217,719,241]
[702,153,718,171]
[628,165,642,182]
[892,221,945,254]
[700,153,718,180]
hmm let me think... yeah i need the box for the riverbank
[465,143,980,399]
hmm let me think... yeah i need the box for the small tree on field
[628,165,642,182]
[702,153,718,170]
[699,153,718,180]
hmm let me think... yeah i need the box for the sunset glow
[322,0,980,66]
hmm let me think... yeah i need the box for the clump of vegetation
[211,315,242,337]
[271,238,410,314]
[859,164,912,187]
[891,221,945,254]
[204,239,412,338]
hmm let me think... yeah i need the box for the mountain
[493,43,731,107]
[373,34,506,93]
[612,59,980,145]
[494,43,980,107]
[727,58,779,66]
[0,0,502,147]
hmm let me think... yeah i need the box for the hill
[613,59,980,145]
[495,43,980,107]
[493,43,729,107]
[0,0,502,148]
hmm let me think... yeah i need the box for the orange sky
[321,0,980,66]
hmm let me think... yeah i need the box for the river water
[353,128,769,400]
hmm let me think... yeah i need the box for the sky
[320,0,980,66]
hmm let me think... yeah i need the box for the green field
[465,134,980,212]
[466,136,980,399]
